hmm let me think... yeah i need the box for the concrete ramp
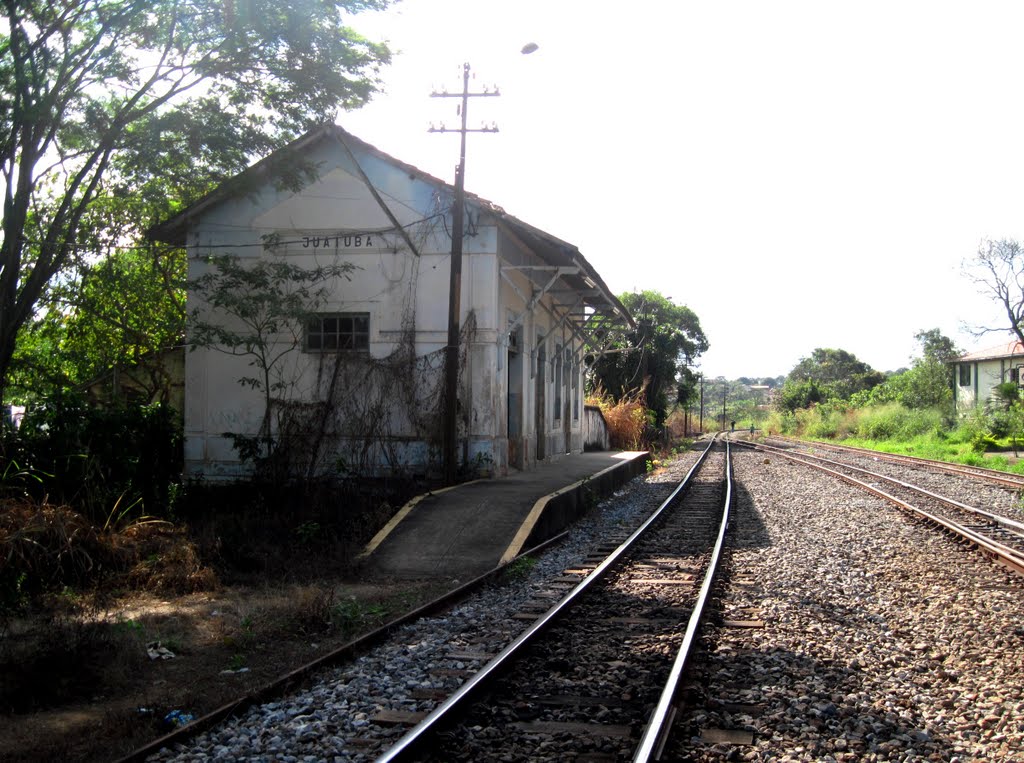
[358,451,648,580]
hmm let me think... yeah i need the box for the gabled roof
[957,339,1024,362]
[149,123,633,332]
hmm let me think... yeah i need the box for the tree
[188,253,354,465]
[10,244,185,404]
[776,378,827,413]
[589,290,708,426]
[914,328,959,365]
[0,0,392,403]
[848,329,958,412]
[963,238,1024,344]
[777,347,884,412]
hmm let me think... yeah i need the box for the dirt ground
[0,575,449,763]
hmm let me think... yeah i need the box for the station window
[305,313,369,352]
[958,364,971,387]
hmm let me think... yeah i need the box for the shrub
[854,404,943,441]
[795,404,845,439]
[762,409,796,435]
[0,499,215,607]
[4,395,182,522]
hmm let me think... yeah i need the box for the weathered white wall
[183,132,592,479]
[956,358,1024,414]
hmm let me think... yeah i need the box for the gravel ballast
[150,443,1024,761]
[673,448,1024,762]
[149,451,700,762]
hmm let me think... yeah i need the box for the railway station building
[150,124,633,480]
[953,339,1024,414]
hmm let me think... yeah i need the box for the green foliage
[0,0,393,402]
[10,246,186,405]
[784,348,885,405]
[762,408,797,435]
[6,396,183,520]
[793,404,847,439]
[777,378,827,413]
[853,403,944,441]
[914,328,960,364]
[292,521,322,545]
[589,291,708,426]
[504,555,538,581]
[982,382,1024,454]
[849,329,957,414]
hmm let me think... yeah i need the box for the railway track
[139,441,1024,761]
[766,434,1024,489]
[376,439,733,762]
[736,438,1024,576]
[664,446,1024,761]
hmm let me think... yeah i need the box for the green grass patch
[780,402,1024,475]
[805,431,1024,475]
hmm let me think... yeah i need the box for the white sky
[341,0,1024,380]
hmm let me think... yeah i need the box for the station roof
[149,124,634,338]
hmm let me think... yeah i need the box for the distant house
[952,339,1024,413]
[149,124,632,479]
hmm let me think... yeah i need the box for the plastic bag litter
[146,641,175,660]
[163,709,194,728]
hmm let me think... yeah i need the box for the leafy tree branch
[0,0,392,402]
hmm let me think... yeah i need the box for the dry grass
[587,386,650,450]
[1,499,216,606]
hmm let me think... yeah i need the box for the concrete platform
[358,450,649,581]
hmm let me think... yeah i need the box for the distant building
[952,338,1024,413]
[80,346,185,412]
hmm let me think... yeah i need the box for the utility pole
[722,378,728,432]
[699,374,704,434]
[431,63,499,485]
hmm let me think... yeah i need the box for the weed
[587,385,649,450]
[113,618,145,637]
[103,493,168,534]
[0,609,146,712]
[0,459,49,496]
[292,521,321,545]
[504,556,537,582]
[327,596,388,639]
[1,571,28,615]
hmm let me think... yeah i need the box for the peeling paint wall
[181,133,590,479]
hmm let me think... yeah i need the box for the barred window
[305,313,369,351]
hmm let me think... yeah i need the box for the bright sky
[342,0,1024,380]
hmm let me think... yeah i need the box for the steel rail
[738,441,1024,577]
[633,441,733,762]
[768,435,1024,490]
[375,437,720,763]
[115,530,574,763]
[753,441,1024,537]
